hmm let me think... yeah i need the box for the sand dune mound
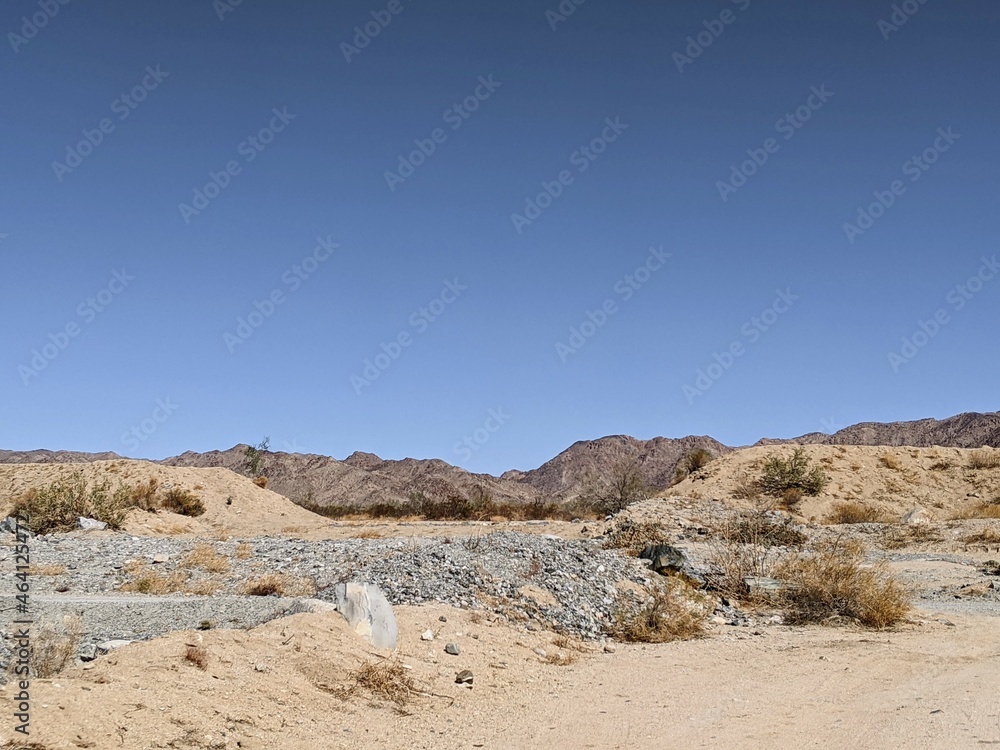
[0,459,329,537]
[655,444,1000,522]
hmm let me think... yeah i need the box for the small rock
[78,644,97,662]
[444,643,460,656]
[253,663,270,673]
[151,553,169,564]
[710,615,727,625]
[901,508,931,525]
[744,576,786,596]
[455,670,474,685]
[421,630,435,641]
[77,517,108,532]
[96,640,132,655]
[533,647,547,658]
[438,615,448,623]
[603,644,617,654]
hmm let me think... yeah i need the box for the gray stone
[420,629,434,641]
[151,553,169,564]
[455,669,474,685]
[444,642,460,655]
[96,639,132,655]
[901,508,931,525]
[290,598,338,614]
[332,582,398,649]
[77,517,108,531]
[78,643,97,662]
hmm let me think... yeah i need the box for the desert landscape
[2,412,1000,749]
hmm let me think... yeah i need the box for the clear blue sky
[3,0,998,474]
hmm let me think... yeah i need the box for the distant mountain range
[1,411,996,509]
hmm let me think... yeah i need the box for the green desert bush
[673,448,714,484]
[159,488,206,517]
[11,474,141,533]
[758,448,829,502]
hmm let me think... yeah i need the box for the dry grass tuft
[181,543,230,573]
[968,449,1000,470]
[235,542,253,559]
[951,502,1000,520]
[826,501,891,525]
[184,644,209,670]
[118,564,188,594]
[334,658,417,706]
[961,527,1000,545]
[609,578,709,643]
[26,564,67,576]
[602,519,670,555]
[12,615,83,678]
[241,573,315,597]
[776,539,910,629]
[185,579,222,596]
[879,453,903,471]
[543,651,578,666]
[881,524,942,549]
[354,529,383,539]
[252,476,269,489]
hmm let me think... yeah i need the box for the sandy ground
[1,604,998,749]
[660,444,1000,522]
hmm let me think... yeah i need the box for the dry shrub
[776,539,910,628]
[242,573,315,597]
[119,564,188,594]
[354,529,383,539]
[672,448,714,484]
[610,578,709,643]
[235,542,253,559]
[184,644,209,670]
[185,580,222,596]
[731,471,761,501]
[160,488,206,517]
[27,564,67,576]
[181,543,230,573]
[602,519,669,555]
[718,511,806,548]
[951,502,1000,520]
[128,477,160,510]
[968,449,1000,470]
[551,634,590,653]
[11,474,141,533]
[929,460,954,471]
[543,651,578,666]
[881,524,942,549]
[14,615,83,678]
[826,501,891,525]
[879,453,903,471]
[962,527,1000,545]
[252,476,269,488]
[334,658,416,706]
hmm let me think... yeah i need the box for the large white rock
[333,582,398,649]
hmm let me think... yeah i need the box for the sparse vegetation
[243,436,270,479]
[930,460,954,471]
[826,501,890,525]
[879,453,903,471]
[235,542,254,559]
[609,578,709,643]
[962,527,1000,545]
[12,615,82,678]
[951,501,1000,520]
[775,539,911,628]
[11,474,140,534]
[757,448,829,502]
[577,457,649,516]
[334,658,417,706]
[184,644,209,670]
[242,573,315,597]
[118,563,188,595]
[673,448,714,484]
[159,488,205,517]
[968,449,1000,470]
[602,518,669,555]
[181,544,230,573]
[718,510,807,548]
[881,524,942,549]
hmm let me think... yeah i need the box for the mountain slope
[757,412,1000,449]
